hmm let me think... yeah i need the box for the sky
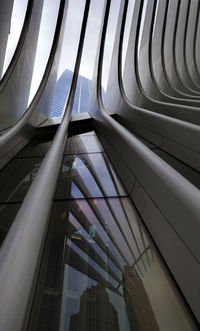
[2,0,135,105]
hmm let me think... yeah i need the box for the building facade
[49,69,105,118]
[49,69,91,117]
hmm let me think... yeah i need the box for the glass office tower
[49,69,91,117]
[50,69,105,117]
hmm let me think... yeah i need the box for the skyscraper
[49,69,91,117]
[0,0,200,330]
[49,69,105,118]
[69,284,120,331]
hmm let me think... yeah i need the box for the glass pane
[16,139,51,158]
[0,203,21,246]
[55,153,126,199]
[0,157,43,202]
[30,198,196,331]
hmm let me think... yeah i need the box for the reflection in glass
[16,139,51,158]
[29,198,196,331]
[0,138,51,246]
[0,203,21,246]
[55,153,126,199]
[28,133,197,330]
[0,157,42,202]
[68,282,120,331]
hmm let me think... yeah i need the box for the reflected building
[69,284,120,331]
[123,265,159,331]
[0,131,198,331]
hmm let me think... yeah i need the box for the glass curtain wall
[0,139,51,244]
[27,131,196,331]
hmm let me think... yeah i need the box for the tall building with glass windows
[50,69,91,117]
[50,69,105,117]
